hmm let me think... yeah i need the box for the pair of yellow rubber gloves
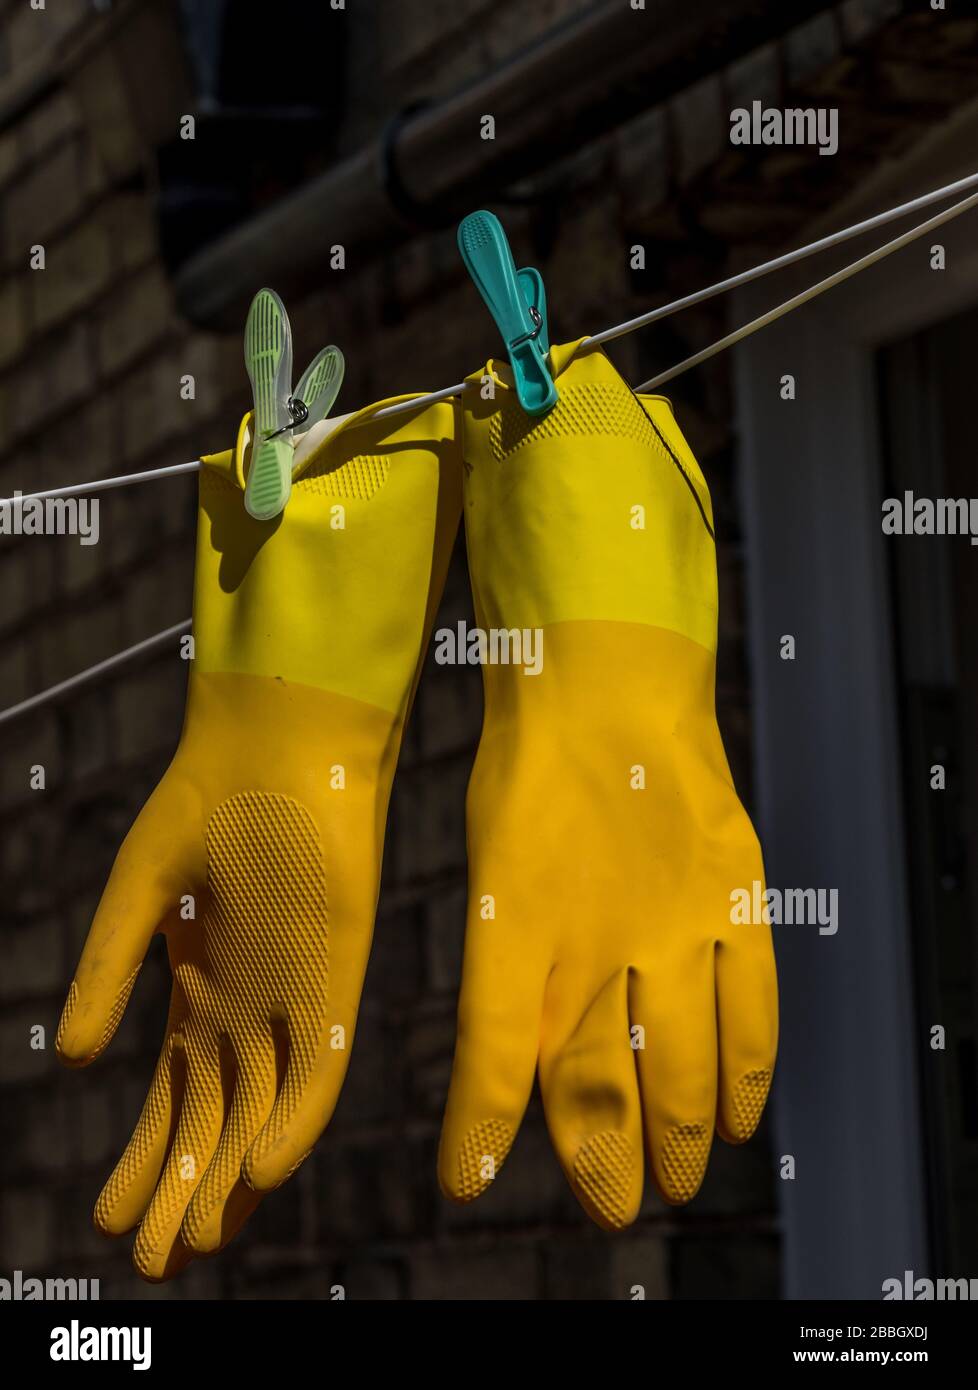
[56,340,777,1280]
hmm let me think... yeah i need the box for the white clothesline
[0,620,192,728]
[635,185,978,391]
[2,172,978,726]
[589,167,978,346]
[5,169,978,509]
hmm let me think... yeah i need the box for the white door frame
[732,121,978,1299]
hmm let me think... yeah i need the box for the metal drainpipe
[174,0,837,329]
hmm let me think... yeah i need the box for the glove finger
[182,1035,274,1252]
[436,914,547,1204]
[95,1001,187,1236]
[715,927,778,1144]
[57,783,195,1067]
[240,1049,325,1194]
[132,1029,223,1283]
[241,942,360,1194]
[183,1178,262,1260]
[539,964,644,1231]
[632,948,718,1205]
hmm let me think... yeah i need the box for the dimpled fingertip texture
[573,1130,635,1230]
[54,981,77,1055]
[456,1119,515,1200]
[660,1122,711,1203]
[279,1147,313,1185]
[299,454,390,501]
[56,965,141,1065]
[731,1068,772,1140]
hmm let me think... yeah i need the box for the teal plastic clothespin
[458,211,558,417]
[517,267,550,356]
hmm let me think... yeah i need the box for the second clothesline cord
[6,169,978,509]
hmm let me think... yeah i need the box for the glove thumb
[56,783,196,1067]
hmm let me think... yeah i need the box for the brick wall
[2,0,973,1299]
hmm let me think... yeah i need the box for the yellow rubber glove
[439,339,777,1229]
[57,396,460,1280]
